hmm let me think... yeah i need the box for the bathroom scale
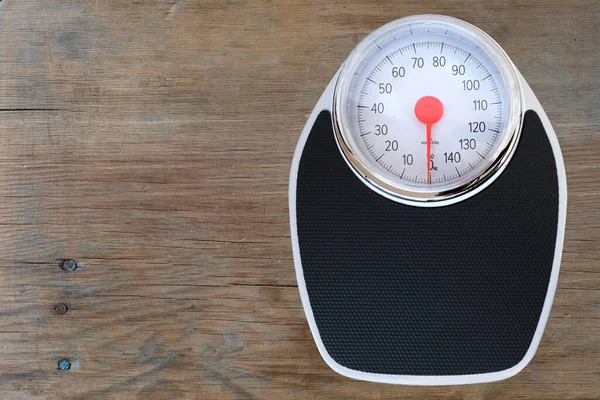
[289,15,566,385]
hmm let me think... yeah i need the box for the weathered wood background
[0,0,598,398]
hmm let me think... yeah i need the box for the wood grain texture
[0,0,598,398]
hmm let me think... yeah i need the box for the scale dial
[333,15,522,203]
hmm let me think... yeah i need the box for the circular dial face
[334,15,521,203]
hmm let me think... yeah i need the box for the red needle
[426,123,432,184]
[414,96,444,184]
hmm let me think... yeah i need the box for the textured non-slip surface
[296,110,559,375]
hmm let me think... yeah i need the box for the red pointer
[414,96,444,184]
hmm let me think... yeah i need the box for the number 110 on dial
[334,18,514,197]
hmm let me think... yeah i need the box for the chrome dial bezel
[332,15,523,204]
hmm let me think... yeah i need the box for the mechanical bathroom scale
[289,15,566,385]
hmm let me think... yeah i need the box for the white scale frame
[289,15,567,386]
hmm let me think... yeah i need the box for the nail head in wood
[57,359,71,371]
[54,303,69,315]
[60,259,78,272]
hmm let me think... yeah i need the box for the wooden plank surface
[0,0,598,398]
